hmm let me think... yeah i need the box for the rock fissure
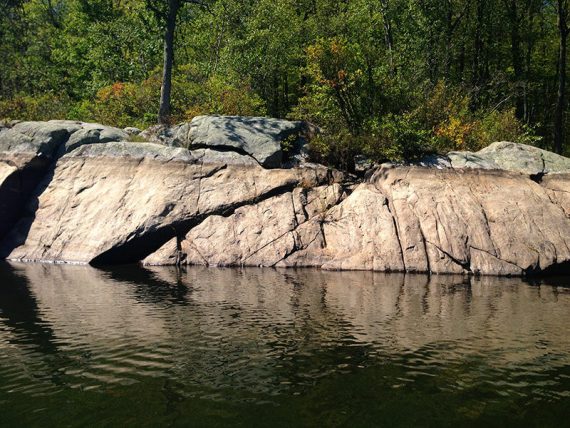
[90,181,301,266]
[2,121,570,276]
[427,239,472,273]
[382,196,406,271]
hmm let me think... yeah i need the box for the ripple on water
[0,264,569,425]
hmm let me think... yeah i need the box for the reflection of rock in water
[0,262,59,353]
[3,262,570,395]
[0,262,69,395]
[19,263,170,346]
[323,273,570,363]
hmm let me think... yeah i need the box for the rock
[64,123,128,153]
[1,141,336,264]
[541,173,570,217]
[176,115,308,168]
[372,166,570,275]
[124,127,142,136]
[0,120,128,157]
[68,141,197,163]
[416,154,452,169]
[0,121,73,157]
[1,120,569,276]
[142,184,346,267]
[277,184,405,271]
[143,164,570,276]
[0,121,77,240]
[449,141,570,175]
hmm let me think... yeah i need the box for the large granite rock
[1,141,335,264]
[0,121,129,240]
[448,141,570,175]
[144,116,308,168]
[1,120,569,276]
[144,165,570,276]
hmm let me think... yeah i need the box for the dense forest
[2,0,570,166]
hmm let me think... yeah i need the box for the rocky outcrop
[0,120,127,240]
[448,141,570,175]
[144,166,570,276]
[0,119,569,276]
[1,139,335,264]
[142,115,309,168]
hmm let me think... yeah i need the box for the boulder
[64,122,128,153]
[449,141,570,175]
[175,115,308,168]
[144,164,570,276]
[0,121,73,157]
[1,141,335,264]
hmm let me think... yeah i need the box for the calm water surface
[0,262,569,427]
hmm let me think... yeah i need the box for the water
[0,263,569,427]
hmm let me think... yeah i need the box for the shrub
[0,93,71,121]
[87,78,160,129]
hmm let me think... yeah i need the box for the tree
[146,0,210,124]
[555,0,569,154]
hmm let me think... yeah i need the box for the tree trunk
[379,0,394,74]
[158,0,179,124]
[506,0,524,119]
[555,0,568,155]
[471,0,485,109]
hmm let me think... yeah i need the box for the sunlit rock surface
[1,119,569,276]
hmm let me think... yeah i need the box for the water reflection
[0,263,569,426]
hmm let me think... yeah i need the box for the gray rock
[123,127,142,136]
[178,115,307,168]
[416,154,452,169]
[64,123,128,153]
[0,120,129,158]
[68,141,197,163]
[0,121,72,158]
[449,141,570,175]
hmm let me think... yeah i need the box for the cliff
[1,117,569,276]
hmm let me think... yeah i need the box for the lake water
[0,262,569,427]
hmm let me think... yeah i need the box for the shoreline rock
[1,118,569,276]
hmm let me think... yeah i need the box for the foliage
[0,93,71,121]
[0,0,565,167]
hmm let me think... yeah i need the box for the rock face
[0,119,569,276]
[0,121,127,240]
[144,166,570,276]
[1,138,334,264]
[144,116,308,168]
[448,141,570,175]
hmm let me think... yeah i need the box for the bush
[83,67,266,128]
[181,73,267,120]
[0,93,71,121]
[86,78,160,129]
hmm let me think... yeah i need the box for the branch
[145,0,167,20]
[182,0,212,13]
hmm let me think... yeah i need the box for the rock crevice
[1,119,569,276]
